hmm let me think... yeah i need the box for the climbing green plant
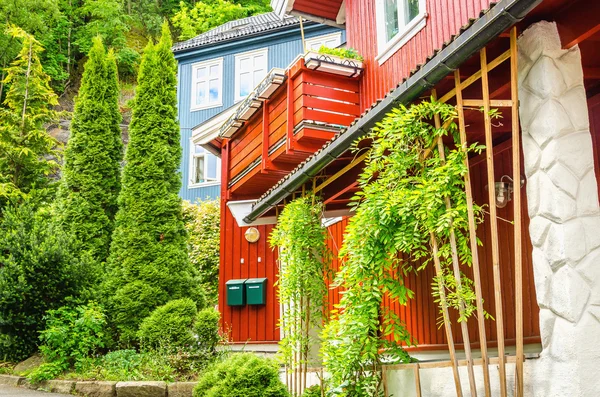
[321,99,484,396]
[269,196,331,377]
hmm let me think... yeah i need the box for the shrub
[302,385,323,397]
[194,307,221,352]
[316,46,363,61]
[29,303,107,382]
[138,299,198,351]
[183,200,220,305]
[193,353,289,397]
[0,202,95,361]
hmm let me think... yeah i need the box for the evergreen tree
[0,26,59,211]
[59,37,123,263]
[104,23,198,346]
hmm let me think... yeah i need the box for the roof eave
[243,0,544,224]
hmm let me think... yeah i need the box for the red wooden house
[203,0,600,395]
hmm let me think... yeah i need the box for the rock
[46,379,75,393]
[75,381,117,397]
[167,382,197,397]
[13,354,44,375]
[116,381,166,397]
[0,374,25,386]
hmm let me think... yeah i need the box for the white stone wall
[518,21,600,396]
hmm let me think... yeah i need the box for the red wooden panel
[302,96,360,116]
[301,108,357,126]
[346,0,494,112]
[303,83,361,104]
[588,93,600,200]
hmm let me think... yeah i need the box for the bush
[0,202,95,361]
[194,307,221,352]
[183,200,220,305]
[29,303,107,382]
[138,299,198,351]
[302,385,323,397]
[193,353,289,397]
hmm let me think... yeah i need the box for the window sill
[376,13,428,66]
[190,102,223,112]
[188,181,221,189]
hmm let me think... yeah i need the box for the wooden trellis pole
[510,26,525,397]
[453,68,492,397]
[429,233,463,397]
[431,89,477,397]
[480,46,508,397]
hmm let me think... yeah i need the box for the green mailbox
[245,278,267,305]
[226,279,247,306]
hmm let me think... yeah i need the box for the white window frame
[305,32,343,52]
[189,141,221,188]
[375,0,427,65]
[234,48,268,102]
[190,58,223,111]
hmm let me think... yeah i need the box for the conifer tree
[0,26,59,209]
[59,37,123,262]
[105,23,198,346]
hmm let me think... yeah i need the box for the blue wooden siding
[176,24,345,202]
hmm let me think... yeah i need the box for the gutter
[243,0,543,224]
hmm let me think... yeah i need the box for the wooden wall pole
[429,233,463,397]
[480,47,508,397]
[432,90,477,397]
[510,26,525,397]
[454,69,492,397]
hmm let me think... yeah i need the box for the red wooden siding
[323,142,541,349]
[346,0,495,112]
[292,0,344,22]
[588,93,600,200]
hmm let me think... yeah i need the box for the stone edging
[0,374,197,396]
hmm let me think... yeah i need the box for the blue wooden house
[173,13,345,202]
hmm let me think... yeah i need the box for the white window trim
[234,48,268,102]
[305,31,343,51]
[189,139,221,188]
[190,57,223,112]
[375,0,427,65]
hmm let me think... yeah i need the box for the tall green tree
[104,23,198,346]
[0,26,59,211]
[59,37,123,263]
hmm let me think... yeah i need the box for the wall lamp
[487,175,525,208]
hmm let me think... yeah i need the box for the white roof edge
[191,103,242,155]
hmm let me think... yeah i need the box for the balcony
[220,56,362,199]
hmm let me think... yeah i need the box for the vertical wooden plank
[262,99,271,171]
[431,88,477,397]
[286,74,295,153]
[480,47,508,397]
[511,26,525,397]
[454,69,492,397]
[414,364,422,397]
[430,233,463,397]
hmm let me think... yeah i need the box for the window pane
[254,54,265,69]
[253,69,265,85]
[240,57,251,71]
[209,79,220,102]
[404,0,419,24]
[209,64,219,77]
[309,41,321,50]
[196,81,206,105]
[384,0,399,41]
[194,144,204,154]
[239,72,252,97]
[207,155,217,180]
[325,39,338,47]
[196,66,207,79]
[194,156,205,183]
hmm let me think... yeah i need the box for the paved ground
[0,386,70,397]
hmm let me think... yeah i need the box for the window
[190,144,220,186]
[234,48,268,102]
[375,0,427,64]
[305,32,343,51]
[191,58,223,111]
